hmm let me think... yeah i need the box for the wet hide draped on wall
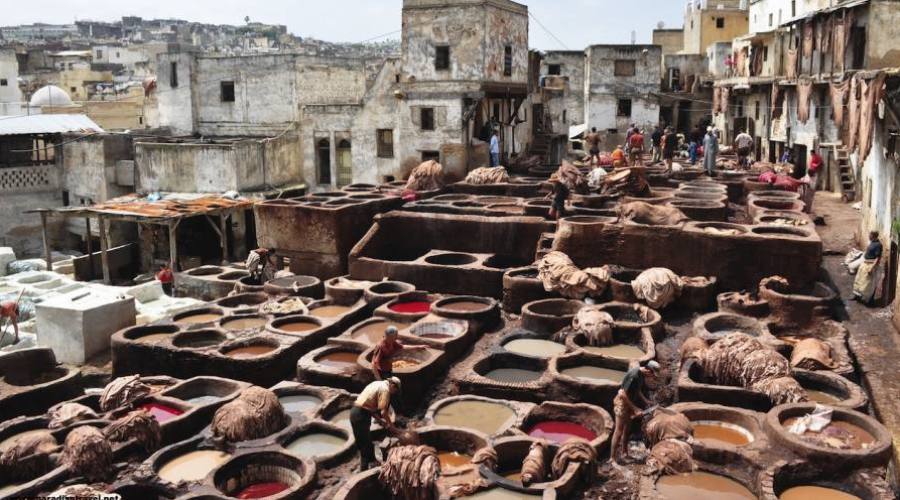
[787,49,799,80]
[797,79,813,124]
[847,75,861,152]
[829,79,849,128]
[803,21,815,59]
[858,72,888,163]
[713,87,722,115]
[771,84,783,119]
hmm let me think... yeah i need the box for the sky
[2,0,686,50]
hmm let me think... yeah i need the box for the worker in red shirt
[628,128,645,167]
[371,326,427,380]
[1,300,20,344]
[156,263,174,296]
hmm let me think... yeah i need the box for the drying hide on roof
[211,386,288,442]
[631,268,684,309]
[538,251,610,299]
[100,375,151,412]
[465,166,509,185]
[378,445,440,500]
[405,160,445,192]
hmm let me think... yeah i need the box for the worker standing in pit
[350,377,402,470]
[246,248,275,284]
[372,326,428,380]
[611,360,660,464]
[0,300,20,344]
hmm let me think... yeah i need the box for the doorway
[336,139,352,186]
[317,139,331,185]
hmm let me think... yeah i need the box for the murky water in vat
[583,344,644,360]
[279,394,323,413]
[779,486,861,500]
[561,366,626,383]
[437,451,473,469]
[158,449,232,483]
[805,389,841,404]
[434,400,515,435]
[285,433,347,458]
[692,421,752,447]
[656,471,756,500]
[502,338,566,358]
[483,368,542,383]
[225,345,275,359]
[176,313,222,325]
[310,305,352,318]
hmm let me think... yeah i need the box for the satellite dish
[657,21,666,29]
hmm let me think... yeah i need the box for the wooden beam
[40,212,52,272]
[168,220,179,272]
[98,216,111,285]
[84,217,94,280]
[219,214,229,264]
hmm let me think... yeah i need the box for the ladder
[834,145,856,202]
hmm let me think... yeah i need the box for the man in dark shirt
[853,231,883,304]
[548,180,570,220]
[650,126,662,163]
[611,360,660,463]
[662,128,678,174]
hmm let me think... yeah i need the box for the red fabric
[758,171,777,184]
[774,174,803,192]
[809,153,823,174]
[156,269,174,284]
[373,338,403,372]
[629,134,644,149]
[0,301,16,318]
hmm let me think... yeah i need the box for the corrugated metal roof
[0,114,104,136]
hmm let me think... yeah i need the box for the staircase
[835,146,856,202]
[529,133,553,163]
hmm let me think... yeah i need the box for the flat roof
[37,193,253,223]
[0,114,104,136]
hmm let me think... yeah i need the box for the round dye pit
[582,344,645,360]
[526,421,597,444]
[125,324,180,343]
[782,418,875,450]
[350,320,403,345]
[172,329,227,349]
[437,451,473,470]
[279,394,323,413]
[502,338,566,358]
[434,400,516,435]
[425,253,478,266]
[175,311,223,325]
[410,321,466,339]
[388,301,432,314]
[316,351,359,369]
[561,366,626,384]
[140,402,184,423]
[461,488,543,499]
[285,433,347,459]
[483,368,542,383]
[692,421,754,447]
[235,482,289,499]
[805,389,841,405]
[656,471,755,500]
[273,321,320,334]
[779,486,861,500]
[221,316,268,331]
[436,300,491,312]
[4,367,67,386]
[184,395,222,405]
[224,344,277,359]
[329,409,352,429]
[158,449,232,483]
[309,305,353,318]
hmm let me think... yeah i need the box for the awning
[569,123,587,140]
[0,114,104,136]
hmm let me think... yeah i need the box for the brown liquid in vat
[779,486,861,500]
[317,351,359,368]
[136,333,172,343]
[310,305,352,318]
[437,451,472,469]
[222,317,267,331]
[392,358,422,370]
[277,322,319,333]
[782,418,875,449]
[561,366,626,383]
[434,400,515,435]
[440,301,487,312]
[176,313,222,325]
[583,344,645,360]
[693,422,752,447]
[503,338,566,358]
[656,471,756,500]
[351,320,403,344]
[225,345,275,358]
[806,389,841,404]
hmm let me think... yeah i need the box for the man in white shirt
[734,131,754,169]
[490,130,500,167]
[350,377,401,469]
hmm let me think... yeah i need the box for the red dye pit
[527,421,597,444]
[236,481,289,499]
[388,301,432,314]
[139,403,184,423]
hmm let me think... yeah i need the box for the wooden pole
[84,217,94,280]
[40,212,52,272]
[98,216,111,285]
[219,213,229,265]
[168,220,179,272]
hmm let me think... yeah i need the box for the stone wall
[585,45,661,134]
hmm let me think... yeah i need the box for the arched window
[317,139,331,185]
[336,139,352,186]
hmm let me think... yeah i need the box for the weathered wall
[402,2,486,82]
[585,45,661,133]
[653,29,685,59]
[0,49,22,115]
[866,2,900,68]
[156,52,197,135]
[683,3,748,55]
[483,2,528,83]
[540,51,585,127]
[663,53,707,91]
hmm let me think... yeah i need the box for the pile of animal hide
[691,332,807,405]
[0,429,58,481]
[586,167,608,190]
[619,201,688,226]
[790,338,837,370]
[100,375,151,411]
[508,154,542,174]
[550,162,585,191]
[446,446,496,498]
[631,268,684,309]
[680,337,709,362]
[471,446,497,471]
[520,441,546,486]
[51,485,120,500]
[601,168,650,197]
[643,408,693,446]
[60,426,112,481]
[645,439,694,476]
[405,160,445,192]
[551,439,597,483]
[259,296,308,315]
[48,402,98,430]
[104,409,161,452]
[211,386,288,442]
[537,251,610,299]
[569,307,615,346]
[378,445,440,500]
[465,166,509,185]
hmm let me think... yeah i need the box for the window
[96,49,103,59]
[116,51,120,58]
[791,0,796,17]
[563,110,567,123]
[70,87,77,94]
[0,79,6,86]
[769,13,774,27]
[422,151,440,162]
[547,64,561,75]
[492,103,501,122]
[755,101,760,120]
[435,46,450,70]
[614,60,636,77]
[220,81,235,102]
[376,129,394,158]
[421,108,435,131]
[763,46,769,62]
[617,99,632,117]
[170,61,178,88]
[317,139,331,184]
[716,17,725,29]
[503,45,513,76]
